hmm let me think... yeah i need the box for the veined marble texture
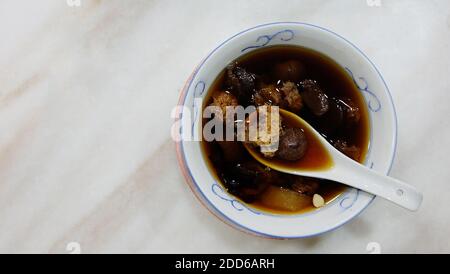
[0,0,449,253]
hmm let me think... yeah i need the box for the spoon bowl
[244,109,423,211]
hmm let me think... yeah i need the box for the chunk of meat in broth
[209,90,238,122]
[224,162,281,202]
[245,106,282,158]
[340,98,361,126]
[226,63,257,104]
[315,97,344,136]
[300,79,329,116]
[253,84,284,107]
[253,82,303,113]
[333,139,361,161]
[290,177,320,196]
[276,127,308,161]
[279,81,303,113]
[273,60,306,82]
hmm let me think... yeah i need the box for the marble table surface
[0,0,449,254]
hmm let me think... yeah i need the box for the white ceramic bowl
[176,22,397,238]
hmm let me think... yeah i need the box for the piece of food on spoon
[245,106,282,158]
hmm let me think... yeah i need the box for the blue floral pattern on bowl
[241,29,295,52]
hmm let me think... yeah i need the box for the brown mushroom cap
[276,127,308,161]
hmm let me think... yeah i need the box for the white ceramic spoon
[244,109,423,211]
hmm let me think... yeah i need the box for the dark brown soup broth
[201,45,370,214]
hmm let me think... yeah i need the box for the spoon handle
[333,158,423,211]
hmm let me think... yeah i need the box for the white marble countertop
[0,0,449,253]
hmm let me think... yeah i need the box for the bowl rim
[175,22,398,239]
